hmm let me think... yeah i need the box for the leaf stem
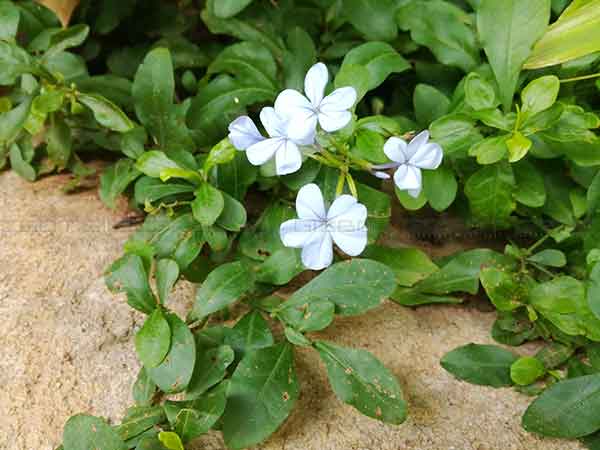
[559,72,600,84]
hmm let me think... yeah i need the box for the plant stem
[560,72,600,83]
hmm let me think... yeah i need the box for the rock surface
[0,171,579,450]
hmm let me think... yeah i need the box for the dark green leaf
[63,415,126,450]
[135,308,171,368]
[216,191,247,231]
[315,340,407,424]
[45,24,89,58]
[105,253,156,314]
[133,367,157,406]
[99,159,141,209]
[186,345,234,399]
[192,183,224,227]
[78,93,134,132]
[465,163,516,228]
[156,259,179,304]
[343,0,397,41]
[441,343,518,387]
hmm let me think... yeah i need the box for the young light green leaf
[63,415,127,450]
[188,261,255,321]
[523,373,600,437]
[480,267,523,311]
[78,93,134,132]
[45,24,89,58]
[361,245,438,287]
[211,0,254,18]
[468,135,508,165]
[222,343,299,450]
[136,151,181,178]
[441,343,519,387]
[146,313,195,394]
[506,131,532,162]
[192,183,224,227]
[315,341,407,424]
[135,308,171,368]
[510,356,545,386]
[477,0,551,111]
[158,432,183,450]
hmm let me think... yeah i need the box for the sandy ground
[0,170,580,450]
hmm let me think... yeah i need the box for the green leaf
[0,41,35,85]
[361,245,438,287]
[395,186,427,210]
[136,151,181,178]
[588,262,600,321]
[430,114,483,156]
[105,253,156,314]
[282,27,317,91]
[44,24,89,58]
[465,163,516,228]
[477,0,551,111]
[342,41,410,92]
[510,356,545,386]
[225,310,274,359]
[416,249,515,295]
[0,1,20,40]
[63,415,126,450]
[174,382,228,442]
[211,0,254,18]
[480,267,523,311]
[216,191,247,231]
[189,261,255,321]
[468,135,508,165]
[523,373,600,437]
[353,129,386,164]
[99,159,141,209]
[127,213,205,270]
[78,93,134,132]
[464,72,497,110]
[423,166,457,211]
[255,248,304,286]
[524,0,600,69]
[588,170,600,217]
[277,297,335,332]
[315,341,407,424]
[134,177,195,205]
[0,97,32,145]
[397,0,480,72]
[208,41,278,92]
[527,249,566,267]
[192,183,224,227]
[521,75,560,118]
[413,84,450,127]
[343,0,398,41]
[441,343,518,387]
[132,367,157,406]
[284,259,396,316]
[529,276,582,314]
[135,308,171,368]
[204,138,237,172]
[186,345,234,399]
[333,63,371,104]
[146,313,195,394]
[9,142,36,181]
[283,327,312,347]
[222,343,299,450]
[215,151,257,200]
[156,259,179,304]
[513,160,546,207]
[132,47,174,144]
[116,406,166,442]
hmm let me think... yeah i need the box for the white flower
[279,183,368,270]
[275,62,357,141]
[375,131,443,198]
[227,107,314,176]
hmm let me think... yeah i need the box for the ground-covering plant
[2,0,600,449]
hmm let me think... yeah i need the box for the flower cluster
[228,62,357,176]
[227,63,444,270]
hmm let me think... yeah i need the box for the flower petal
[409,142,443,169]
[287,114,318,145]
[406,130,430,159]
[296,183,326,220]
[318,110,352,132]
[383,137,408,164]
[373,170,391,179]
[280,219,324,248]
[259,107,288,138]
[301,231,334,270]
[331,227,368,257]
[228,116,264,150]
[304,62,329,107]
[246,137,284,166]
[274,89,314,120]
[275,140,302,175]
[320,86,357,112]
[407,187,422,198]
[393,164,422,191]
[327,195,365,223]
